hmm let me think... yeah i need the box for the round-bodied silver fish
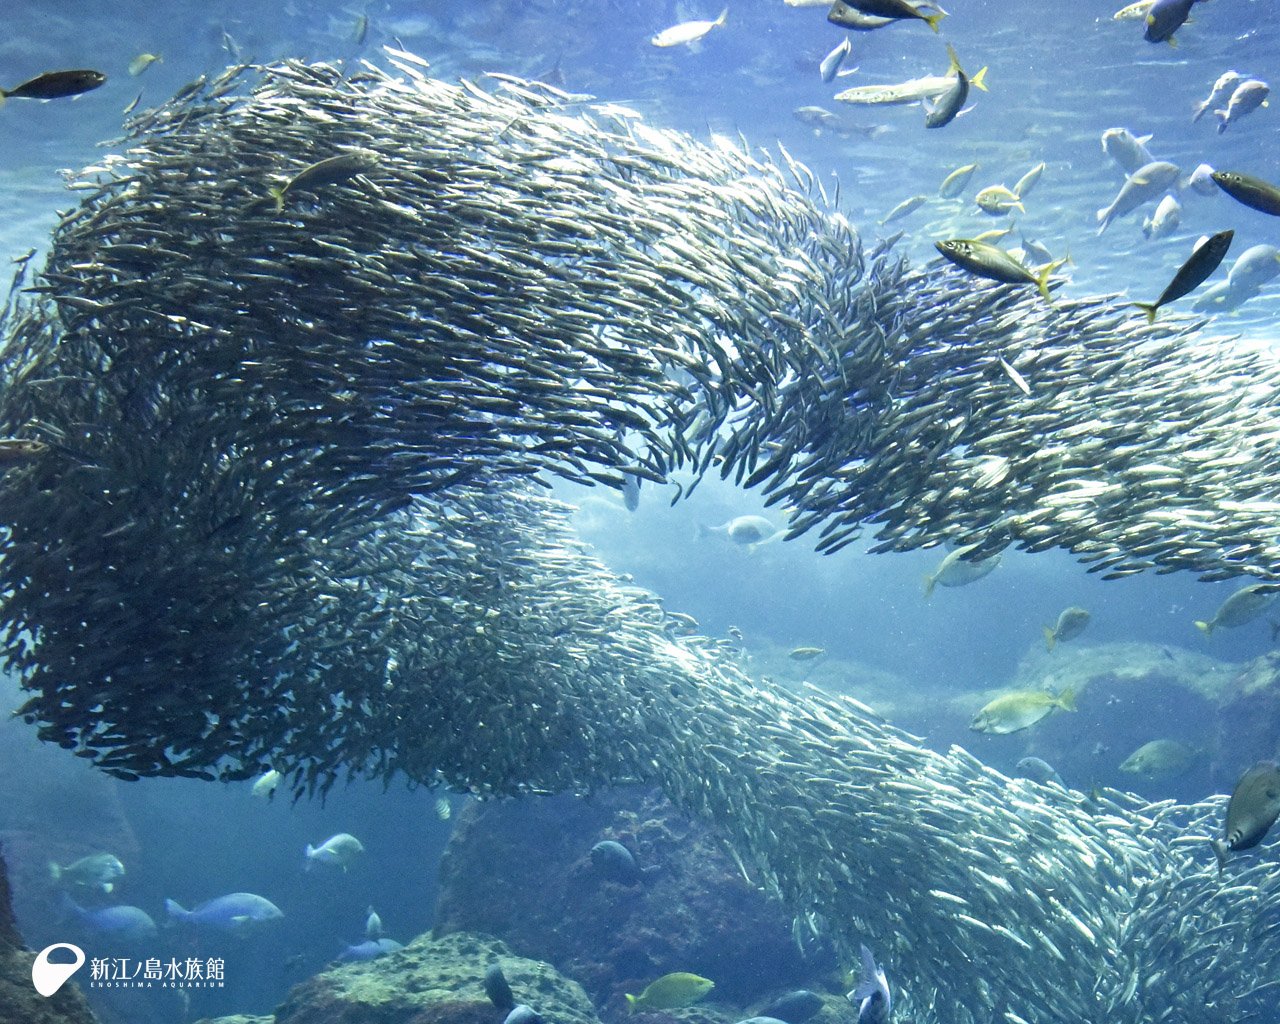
[1043,606,1090,651]
[1212,761,1280,871]
[1194,581,1279,635]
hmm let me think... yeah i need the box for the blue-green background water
[0,0,1277,1020]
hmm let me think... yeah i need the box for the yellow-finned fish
[1119,739,1196,781]
[1043,606,1091,651]
[975,184,1024,216]
[922,543,1000,598]
[934,239,1067,304]
[1112,0,1156,20]
[970,686,1077,735]
[1195,580,1279,636]
[1212,761,1280,871]
[268,150,380,212]
[835,63,988,107]
[128,53,162,77]
[626,973,714,1012]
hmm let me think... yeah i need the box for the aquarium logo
[32,942,85,996]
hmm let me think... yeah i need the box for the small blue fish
[847,945,891,1024]
[338,937,403,961]
[62,894,158,944]
[165,892,283,933]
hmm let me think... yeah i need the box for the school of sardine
[1,55,1280,1024]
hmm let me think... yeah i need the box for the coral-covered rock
[433,788,824,1015]
[0,844,98,1024]
[273,932,600,1024]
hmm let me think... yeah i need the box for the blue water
[1,0,1278,1020]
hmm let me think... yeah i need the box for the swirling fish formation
[1,56,1279,1024]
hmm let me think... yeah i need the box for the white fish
[251,768,282,799]
[621,472,641,511]
[1142,194,1181,239]
[651,8,727,47]
[1096,160,1180,235]
[880,194,928,225]
[938,162,978,198]
[1186,162,1217,196]
[1193,70,1242,122]
[834,63,987,106]
[820,38,853,84]
[848,944,891,1024]
[1215,79,1269,134]
[1014,162,1045,199]
[697,514,782,548]
[923,543,1000,598]
[1226,245,1280,292]
[1100,128,1154,175]
[305,832,365,871]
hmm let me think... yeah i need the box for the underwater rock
[273,932,600,1024]
[434,788,821,1010]
[0,845,97,1024]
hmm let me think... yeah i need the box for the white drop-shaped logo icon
[32,943,85,997]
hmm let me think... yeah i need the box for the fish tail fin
[0,93,6,109]
[269,186,286,212]
[1132,302,1159,324]
[626,995,638,1014]
[694,523,709,541]
[1043,626,1057,652]
[970,66,988,91]
[1211,838,1229,873]
[1013,200,1026,213]
[164,898,188,921]
[715,6,728,25]
[1035,258,1065,304]
[1213,109,1228,133]
[1191,102,1207,122]
[1056,685,1077,712]
[1194,619,1213,636]
[48,861,61,882]
[922,574,936,600]
[924,11,946,31]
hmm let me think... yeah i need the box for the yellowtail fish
[1133,230,1232,323]
[935,239,1065,305]
[839,0,945,32]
